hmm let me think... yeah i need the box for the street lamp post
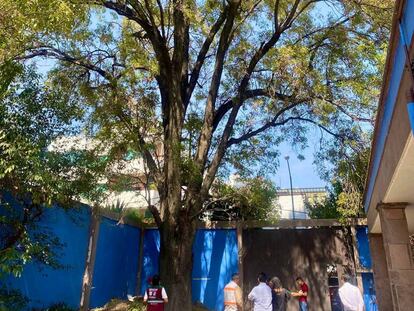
[284,156,295,220]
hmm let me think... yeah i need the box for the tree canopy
[1,0,391,184]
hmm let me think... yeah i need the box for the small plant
[0,288,28,311]
[127,300,146,311]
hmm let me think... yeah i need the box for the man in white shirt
[338,274,365,311]
[248,272,273,311]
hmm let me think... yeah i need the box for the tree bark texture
[159,209,196,311]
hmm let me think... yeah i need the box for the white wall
[276,190,326,219]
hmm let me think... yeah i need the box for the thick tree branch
[172,0,187,81]
[201,0,321,195]
[97,0,172,81]
[291,117,354,141]
[200,25,288,196]
[156,0,166,38]
[274,0,281,30]
[227,102,301,146]
[18,47,113,81]
[185,6,228,106]
[148,204,162,227]
[212,88,292,131]
[171,0,190,105]
[228,115,354,147]
[113,104,163,188]
[280,0,302,30]
[193,1,241,169]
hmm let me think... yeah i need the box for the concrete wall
[242,228,355,311]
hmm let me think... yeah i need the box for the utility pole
[284,156,295,220]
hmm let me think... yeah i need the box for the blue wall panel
[4,206,91,309]
[192,229,238,311]
[140,229,160,296]
[362,273,377,311]
[90,217,140,308]
[402,0,414,45]
[356,227,372,269]
[365,0,414,211]
[365,39,405,211]
[137,229,239,311]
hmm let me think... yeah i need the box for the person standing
[248,272,273,311]
[338,274,365,311]
[291,277,308,311]
[143,274,168,311]
[224,272,243,311]
[269,277,290,311]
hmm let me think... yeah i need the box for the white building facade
[276,187,327,219]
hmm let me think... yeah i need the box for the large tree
[1,0,392,309]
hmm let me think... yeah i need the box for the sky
[274,130,327,190]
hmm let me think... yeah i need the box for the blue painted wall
[362,273,377,311]
[356,227,372,269]
[3,204,375,311]
[137,228,239,311]
[192,229,238,311]
[365,0,414,211]
[90,217,141,308]
[407,102,414,134]
[4,206,91,310]
[139,229,161,296]
[356,228,376,310]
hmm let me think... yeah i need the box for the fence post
[136,226,146,296]
[80,206,101,311]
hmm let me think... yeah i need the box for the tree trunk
[159,211,196,311]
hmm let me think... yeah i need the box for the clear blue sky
[274,129,327,189]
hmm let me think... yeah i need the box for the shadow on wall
[139,229,239,311]
[89,218,141,308]
[140,229,161,296]
[242,228,355,311]
[192,229,238,311]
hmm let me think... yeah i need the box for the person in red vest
[143,274,168,311]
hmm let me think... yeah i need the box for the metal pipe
[284,156,295,220]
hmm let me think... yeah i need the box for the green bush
[0,288,28,311]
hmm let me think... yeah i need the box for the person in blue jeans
[291,277,308,311]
